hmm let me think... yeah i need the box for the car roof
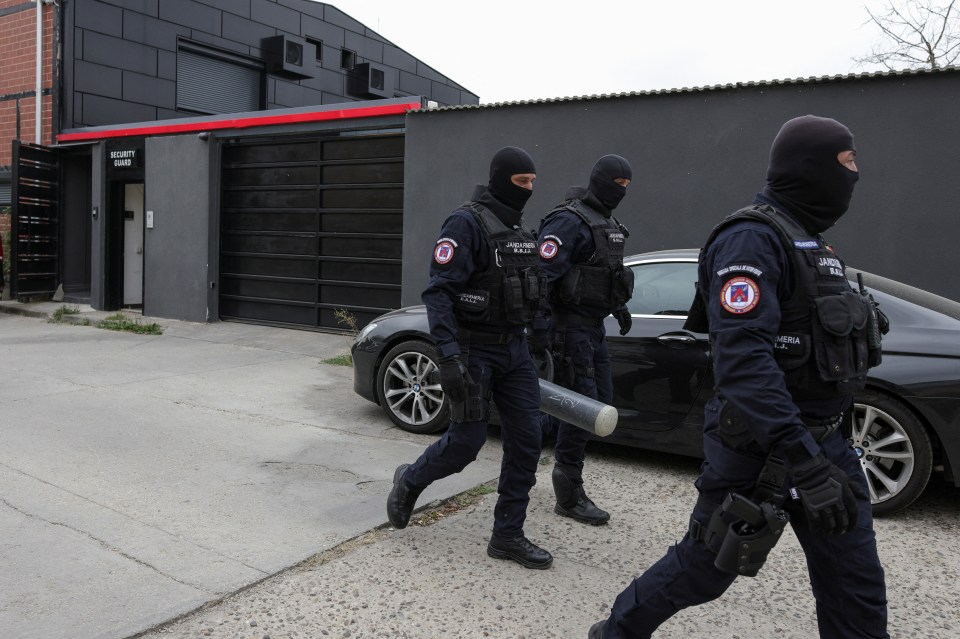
[847,267,960,322]
[623,249,960,323]
[625,249,700,263]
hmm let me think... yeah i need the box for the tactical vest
[698,204,874,399]
[452,202,544,330]
[549,199,634,312]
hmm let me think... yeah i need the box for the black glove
[790,453,864,535]
[527,329,550,356]
[438,355,468,404]
[614,309,632,335]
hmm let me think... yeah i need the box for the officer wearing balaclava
[534,154,635,527]
[388,147,554,570]
[590,116,888,639]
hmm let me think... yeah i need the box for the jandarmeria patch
[720,276,760,315]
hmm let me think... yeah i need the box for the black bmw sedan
[351,249,960,515]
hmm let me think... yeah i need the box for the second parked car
[352,250,960,515]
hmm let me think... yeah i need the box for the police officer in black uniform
[589,116,888,638]
[533,155,634,525]
[387,146,553,570]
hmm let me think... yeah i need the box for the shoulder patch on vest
[434,240,456,265]
[720,276,760,315]
[539,239,559,259]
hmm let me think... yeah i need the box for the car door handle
[657,333,696,345]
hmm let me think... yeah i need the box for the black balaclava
[762,115,859,234]
[486,146,536,213]
[587,154,632,215]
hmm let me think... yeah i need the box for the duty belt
[552,312,604,328]
[801,412,845,442]
[459,328,523,345]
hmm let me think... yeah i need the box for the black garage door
[220,133,403,330]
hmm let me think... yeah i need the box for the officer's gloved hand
[614,309,632,335]
[527,329,550,356]
[438,355,468,404]
[790,453,864,535]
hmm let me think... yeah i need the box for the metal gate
[219,133,404,330]
[11,142,60,300]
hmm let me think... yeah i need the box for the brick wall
[1,1,54,167]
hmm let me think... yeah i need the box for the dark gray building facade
[60,0,477,129]
[401,68,960,305]
[9,0,477,328]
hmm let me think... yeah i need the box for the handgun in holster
[702,492,789,577]
[450,376,484,423]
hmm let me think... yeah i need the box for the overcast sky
[325,0,894,103]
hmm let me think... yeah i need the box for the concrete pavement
[0,306,501,639]
[1,302,958,639]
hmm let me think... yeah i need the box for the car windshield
[627,261,699,317]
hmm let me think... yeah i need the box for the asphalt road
[1,309,958,639]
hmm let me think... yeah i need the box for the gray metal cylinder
[538,378,619,437]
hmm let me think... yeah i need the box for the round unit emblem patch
[434,241,455,265]
[720,276,760,314]
[539,240,559,259]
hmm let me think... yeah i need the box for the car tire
[376,340,449,434]
[852,389,933,516]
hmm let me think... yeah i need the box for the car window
[627,261,699,316]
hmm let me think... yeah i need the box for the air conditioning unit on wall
[348,62,395,99]
[262,35,316,79]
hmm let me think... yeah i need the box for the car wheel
[851,390,933,516]
[376,340,449,434]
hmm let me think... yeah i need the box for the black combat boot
[386,464,423,529]
[588,620,608,638]
[553,465,610,525]
[487,534,553,569]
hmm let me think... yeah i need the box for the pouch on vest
[611,265,635,307]
[811,291,869,386]
[454,289,490,321]
[521,268,543,310]
[502,274,525,316]
[575,265,614,308]
[772,332,810,371]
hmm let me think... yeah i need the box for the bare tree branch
[854,0,959,70]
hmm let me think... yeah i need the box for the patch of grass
[50,305,80,323]
[322,353,353,367]
[334,307,359,336]
[410,481,496,527]
[97,312,163,335]
[323,308,360,366]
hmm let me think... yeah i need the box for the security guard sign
[720,276,760,314]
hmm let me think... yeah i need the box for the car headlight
[354,322,378,344]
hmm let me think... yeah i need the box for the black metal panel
[11,142,60,300]
[220,132,404,330]
[176,49,262,115]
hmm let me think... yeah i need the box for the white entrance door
[123,183,144,305]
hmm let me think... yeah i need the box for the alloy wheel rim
[383,352,444,425]
[850,402,915,505]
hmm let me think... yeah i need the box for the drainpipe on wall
[35,0,52,144]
